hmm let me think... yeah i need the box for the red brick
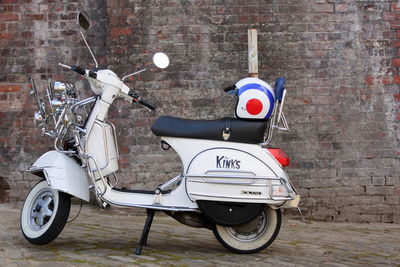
[0,84,21,92]
[393,58,400,66]
[383,76,393,84]
[25,14,45,21]
[0,5,13,12]
[392,2,400,11]
[1,0,19,4]
[365,76,374,85]
[239,15,251,23]
[394,94,400,102]
[391,21,400,30]
[383,30,396,39]
[110,27,132,36]
[366,76,400,85]
[0,13,19,21]
[20,31,32,38]
[0,32,15,39]
[112,47,123,55]
[120,146,129,153]
[121,9,131,16]
[383,12,395,21]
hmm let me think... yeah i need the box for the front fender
[27,151,90,202]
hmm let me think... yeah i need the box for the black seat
[151,116,268,144]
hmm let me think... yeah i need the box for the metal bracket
[161,140,171,150]
[222,128,231,140]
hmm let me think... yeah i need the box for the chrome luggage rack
[185,169,296,201]
[261,89,289,147]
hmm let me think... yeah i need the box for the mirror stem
[80,31,98,68]
[122,68,148,81]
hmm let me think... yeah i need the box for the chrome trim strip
[190,192,293,201]
[187,179,266,186]
[185,174,280,180]
[100,196,198,212]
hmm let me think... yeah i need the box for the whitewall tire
[213,205,281,254]
[20,180,71,245]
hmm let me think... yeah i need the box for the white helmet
[235,77,275,120]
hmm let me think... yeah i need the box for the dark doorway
[0,177,10,203]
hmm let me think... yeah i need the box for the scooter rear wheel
[20,180,71,245]
[213,205,281,254]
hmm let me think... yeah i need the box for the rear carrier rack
[185,169,296,202]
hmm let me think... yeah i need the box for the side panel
[85,120,119,178]
[162,137,285,176]
[186,148,276,202]
[27,151,90,201]
[162,137,293,205]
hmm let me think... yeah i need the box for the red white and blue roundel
[235,77,275,120]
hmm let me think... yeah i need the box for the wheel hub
[29,190,54,230]
[226,210,267,242]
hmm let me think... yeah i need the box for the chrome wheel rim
[226,210,267,242]
[28,189,55,231]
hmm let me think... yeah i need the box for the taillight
[267,148,290,167]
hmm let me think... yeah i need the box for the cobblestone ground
[0,203,399,267]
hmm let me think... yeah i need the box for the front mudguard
[26,151,90,202]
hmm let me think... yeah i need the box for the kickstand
[135,209,156,255]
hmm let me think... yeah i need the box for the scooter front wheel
[213,205,281,254]
[20,180,71,245]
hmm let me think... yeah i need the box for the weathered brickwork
[0,0,399,223]
[0,0,107,202]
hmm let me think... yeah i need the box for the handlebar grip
[223,85,236,92]
[88,70,97,79]
[71,65,86,75]
[58,63,72,70]
[138,99,156,110]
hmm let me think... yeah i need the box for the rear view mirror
[77,11,91,30]
[76,11,98,67]
[153,53,169,69]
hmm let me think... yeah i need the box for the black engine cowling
[197,200,263,227]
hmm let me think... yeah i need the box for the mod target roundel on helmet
[235,79,275,120]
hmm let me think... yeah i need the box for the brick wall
[0,0,107,202]
[0,0,399,223]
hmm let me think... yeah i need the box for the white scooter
[20,11,300,254]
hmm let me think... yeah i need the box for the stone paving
[0,203,399,267]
